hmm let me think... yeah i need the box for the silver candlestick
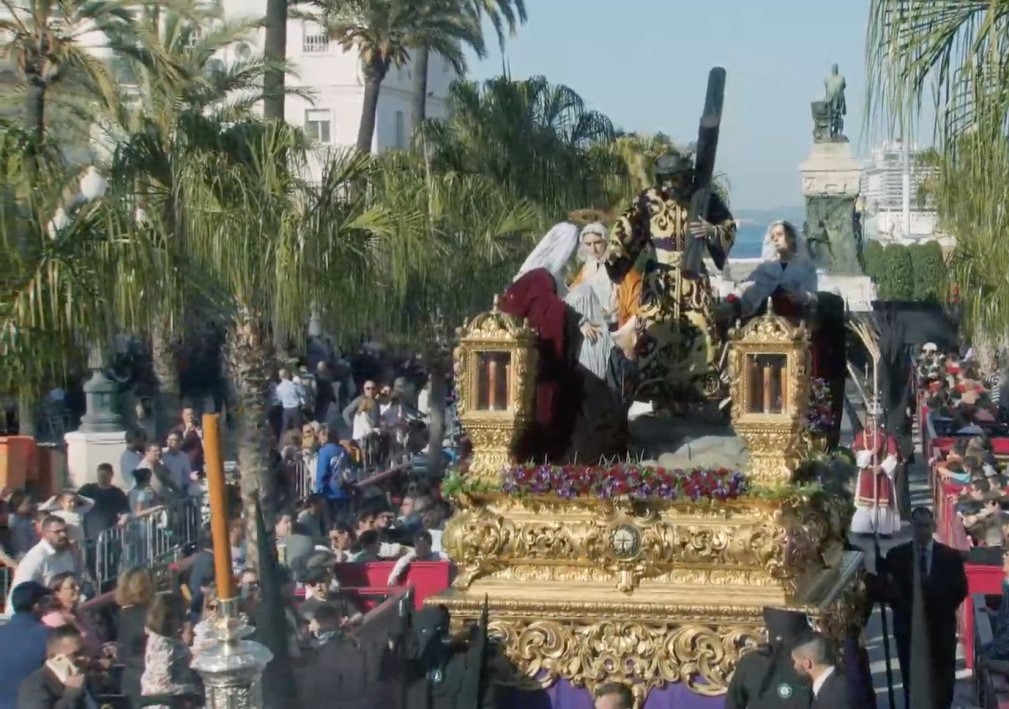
[191,598,274,708]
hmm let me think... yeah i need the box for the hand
[688,218,715,240]
[580,322,602,344]
[116,514,129,527]
[308,618,320,635]
[63,672,85,691]
[102,642,118,659]
[180,622,194,647]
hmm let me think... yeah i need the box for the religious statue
[605,150,736,407]
[498,223,630,463]
[728,220,817,321]
[824,63,846,140]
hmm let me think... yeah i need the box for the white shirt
[5,540,82,608]
[353,411,376,441]
[812,665,836,698]
[387,549,449,585]
[276,379,304,409]
[119,449,145,489]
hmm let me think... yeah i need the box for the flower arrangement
[500,463,748,502]
[805,377,836,435]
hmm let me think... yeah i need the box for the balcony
[302,34,329,54]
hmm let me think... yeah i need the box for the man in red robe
[850,403,902,536]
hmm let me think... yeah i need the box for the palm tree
[0,125,155,434]
[866,1,1009,341]
[411,0,524,126]
[422,75,618,214]
[262,0,288,120]
[365,150,540,474]
[112,4,279,435]
[170,121,395,538]
[313,0,483,153]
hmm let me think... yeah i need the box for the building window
[235,42,252,61]
[185,26,202,49]
[302,22,329,53]
[394,111,406,149]
[305,109,331,144]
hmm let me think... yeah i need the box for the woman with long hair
[115,567,156,707]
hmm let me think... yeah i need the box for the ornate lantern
[454,298,538,484]
[728,304,812,484]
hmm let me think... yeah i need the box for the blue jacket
[315,442,350,500]
[0,612,49,709]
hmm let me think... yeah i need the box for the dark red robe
[498,268,582,463]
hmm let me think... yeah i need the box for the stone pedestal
[800,140,863,275]
[64,430,127,488]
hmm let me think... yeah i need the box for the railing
[973,592,1001,709]
[302,34,329,53]
[93,496,203,591]
[284,457,410,505]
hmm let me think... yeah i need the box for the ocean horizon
[732,222,765,259]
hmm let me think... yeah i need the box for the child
[39,490,94,547]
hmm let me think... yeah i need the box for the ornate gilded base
[432,493,864,698]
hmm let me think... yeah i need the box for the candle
[504,363,512,409]
[488,359,498,410]
[762,364,773,413]
[779,365,788,411]
[202,413,235,602]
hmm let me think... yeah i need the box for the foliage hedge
[862,241,947,302]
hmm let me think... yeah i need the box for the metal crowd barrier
[93,496,204,591]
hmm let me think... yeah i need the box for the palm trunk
[411,47,430,128]
[151,318,180,439]
[262,0,288,121]
[16,386,35,438]
[25,80,45,145]
[426,365,448,477]
[225,313,277,573]
[356,57,388,153]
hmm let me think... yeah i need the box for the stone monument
[801,65,875,309]
[64,344,129,488]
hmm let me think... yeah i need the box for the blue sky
[467,0,884,210]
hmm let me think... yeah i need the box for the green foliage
[910,240,945,302]
[865,241,946,303]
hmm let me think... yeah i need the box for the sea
[731,222,765,259]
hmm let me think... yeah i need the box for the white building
[220,0,457,174]
[860,141,950,246]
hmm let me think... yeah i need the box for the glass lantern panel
[746,353,788,414]
[477,352,512,411]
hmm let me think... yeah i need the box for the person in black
[882,506,967,709]
[725,607,813,708]
[791,631,850,709]
[77,464,129,541]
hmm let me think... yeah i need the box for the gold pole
[202,413,235,603]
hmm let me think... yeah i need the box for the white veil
[514,222,580,285]
[760,220,811,262]
[577,222,608,263]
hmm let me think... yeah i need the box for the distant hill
[733,207,805,228]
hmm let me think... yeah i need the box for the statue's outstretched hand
[689,218,715,240]
[580,322,602,343]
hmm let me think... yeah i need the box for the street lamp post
[71,167,124,433]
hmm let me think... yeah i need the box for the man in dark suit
[883,506,968,709]
[0,581,53,709]
[725,607,814,708]
[16,625,88,709]
[791,631,850,709]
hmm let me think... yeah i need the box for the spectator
[119,429,147,490]
[352,530,382,563]
[0,581,53,709]
[297,494,327,541]
[6,516,83,608]
[314,426,352,522]
[276,368,305,434]
[342,380,380,430]
[77,465,129,542]
[37,491,93,549]
[185,533,215,621]
[161,432,194,495]
[172,407,204,475]
[229,519,246,576]
[314,361,337,423]
[41,572,102,660]
[328,523,355,563]
[593,682,634,709]
[372,509,406,558]
[275,513,315,570]
[16,625,89,709]
[128,468,161,515]
[8,491,39,558]
[140,592,201,708]
[387,531,449,585]
[135,444,184,501]
[298,566,363,628]
[114,568,155,708]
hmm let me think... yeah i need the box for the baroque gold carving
[443,492,847,601]
[454,300,539,483]
[727,309,812,484]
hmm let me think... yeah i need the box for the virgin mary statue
[733,219,818,320]
[499,223,628,464]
